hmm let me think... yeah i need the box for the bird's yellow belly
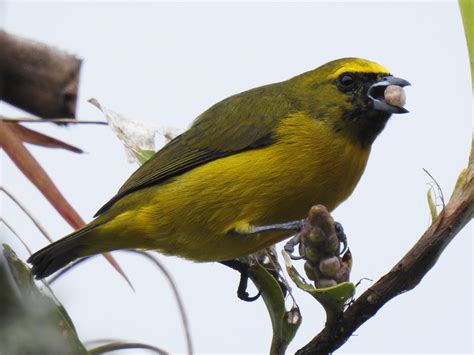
[103,114,370,261]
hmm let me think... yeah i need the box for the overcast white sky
[1,1,472,354]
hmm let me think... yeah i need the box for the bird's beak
[368,76,411,114]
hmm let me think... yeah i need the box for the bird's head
[290,57,410,147]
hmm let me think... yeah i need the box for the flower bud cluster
[300,205,352,288]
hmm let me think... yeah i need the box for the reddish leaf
[5,121,83,153]
[1,121,84,227]
[0,121,133,288]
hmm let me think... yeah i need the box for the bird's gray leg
[230,219,305,260]
[233,219,306,235]
[236,219,348,259]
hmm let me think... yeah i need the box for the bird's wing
[94,84,297,216]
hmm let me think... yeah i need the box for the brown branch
[0,30,81,118]
[297,143,474,354]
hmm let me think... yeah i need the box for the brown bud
[307,205,336,239]
[324,234,340,255]
[303,225,326,247]
[333,265,351,283]
[333,250,352,283]
[304,261,320,281]
[319,256,341,277]
[304,247,320,264]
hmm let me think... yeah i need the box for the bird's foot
[220,259,260,302]
[335,221,348,255]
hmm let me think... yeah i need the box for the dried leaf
[0,121,133,289]
[5,121,83,153]
[0,121,83,227]
[88,98,183,163]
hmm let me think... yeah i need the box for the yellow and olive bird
[28,58,409,278]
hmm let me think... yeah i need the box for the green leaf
[459,0,474,88]
[0,244,88,354]
[283,251,355,327]
[247,262,301,354]
[427,188,438,221]
[135,149,156,165]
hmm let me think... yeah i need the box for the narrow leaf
[427,188,438,221]
[248,262,302,354]
[0,121,133,289]
[459,0,474,87]
[0,121,84,228]
[5,121,83,153]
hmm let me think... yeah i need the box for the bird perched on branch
[28,57,409,279]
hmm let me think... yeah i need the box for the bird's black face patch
[335,72,383,108]
[336,73,356,92]
[335,72,392,147]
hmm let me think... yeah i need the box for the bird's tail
[27,222,104,279]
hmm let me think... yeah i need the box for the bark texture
[0,30,81,118]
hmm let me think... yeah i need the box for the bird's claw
[237,267,261,302]
[335,221,348,255]
[220,260,261,302]
[284,234,304,260]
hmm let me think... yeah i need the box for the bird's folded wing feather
[95,84,296,216]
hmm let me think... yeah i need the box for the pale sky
[1,1,472,354]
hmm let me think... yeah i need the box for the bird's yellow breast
[101,113,370,261]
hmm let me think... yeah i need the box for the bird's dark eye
[338,73,355,89]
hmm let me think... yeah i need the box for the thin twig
[88,341,168,354]
[48,256,95,284]
[423,168,446,208]
[0,186,53,242]
[126,250,194,355]
[0,217,33,254]
[297,155,473,354]
[0,122,134,290]
[0,117,108,125]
